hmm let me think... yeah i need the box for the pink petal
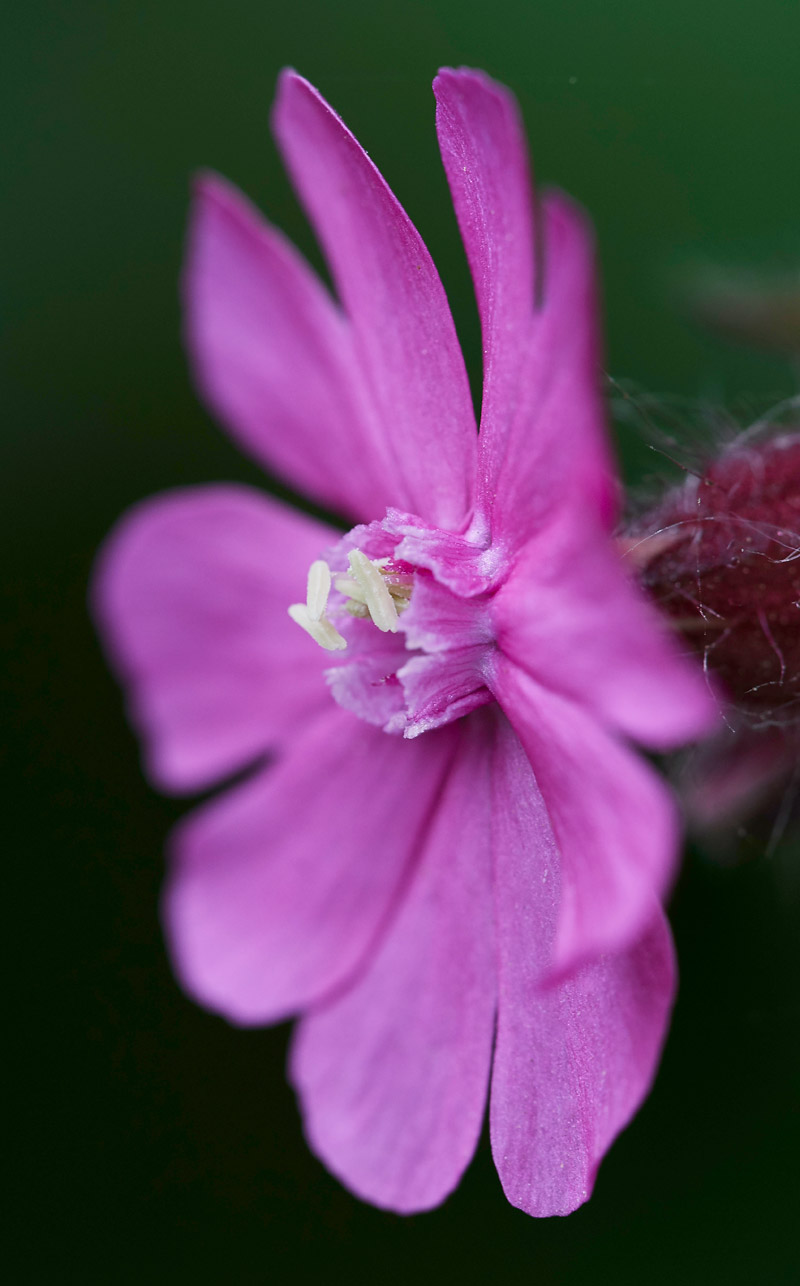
[325,634,409,733]
[396,569,494,736]
[490,721,676,1217]
[388,509,500,597]
[434,68,535,492]
[399,647,492,738]
[92,485,334,793]
[272,71,477,531]
[490,656,681,975]
[481,190,617,551]
[185,174,392,521]
[164,711,459,1026]
[290,716,495,1213]
[493,506,719,749]
[433,70,618,549]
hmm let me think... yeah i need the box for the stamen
[348,550,399,633]
[289,550,414,652]
[287,602,347,651]
[333,574,367,604]
[306,559,332,621]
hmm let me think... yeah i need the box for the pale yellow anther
[348,550,399,633]
[333,574,367,604]
[289,550,414,653]
[287,602,347,651]
[306,559,332,621]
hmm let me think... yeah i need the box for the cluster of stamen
[288,551,413,652]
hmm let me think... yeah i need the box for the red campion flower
[94,68,716,1216]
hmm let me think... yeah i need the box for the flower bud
[626,431,800,722]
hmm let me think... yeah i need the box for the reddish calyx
[627,432,800,722]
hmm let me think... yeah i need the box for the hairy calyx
[628,431,800,723]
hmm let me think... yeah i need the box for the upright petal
[490,656,680,975]
[291,716,495,1213]
[272,71,477,531]
[93,486,334,793]
[185,174,393,521]
[490,720,676,1217]
[164,711,458,1026]
[479,191,617,550]
[493,506,719,749]
[434,68,535,476]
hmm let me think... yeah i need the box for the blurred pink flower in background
[94,69,716,1216]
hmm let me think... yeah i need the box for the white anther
[348,550,399,633]
[287,603,347,651]
[306,560,332,621]
[333,574,368,604]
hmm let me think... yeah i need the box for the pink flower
[94,68,717,1216]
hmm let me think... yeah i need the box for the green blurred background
[5,1,800,1281]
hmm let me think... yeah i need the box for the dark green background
[5,2,800,1281]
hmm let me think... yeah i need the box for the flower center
[288,550,413,651]
[285,513,496,738]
